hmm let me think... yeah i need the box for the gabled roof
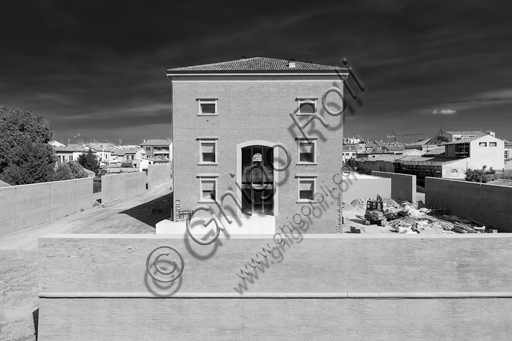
[383,145,405,151]
[442,135,501,145]
[444,130,485,136]
[140,139,172,146]
[53,145,86,152]
[166,57,346,74]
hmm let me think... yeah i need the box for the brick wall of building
[38,234,512,340]
[172,76,345,233]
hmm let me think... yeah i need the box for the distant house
[342,144,362,162]
[382,145,405,154]
[140,139,172,162]
[442,130,487,142]
[356,134,506,186]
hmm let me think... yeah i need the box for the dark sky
[1,0,511,144]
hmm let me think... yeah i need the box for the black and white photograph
[1,1,512,340]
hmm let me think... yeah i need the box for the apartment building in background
[166,57,347,233]
[140,139,172,161]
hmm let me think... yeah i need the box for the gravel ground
[0,182,172,341]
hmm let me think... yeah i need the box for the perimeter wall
[0,178,92,237]
[372,171,416,202]
[425,177,512,232]
[148,164,171,189]
[38,234,512,340]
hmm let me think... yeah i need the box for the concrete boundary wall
[342,173,391,202]
[101,172,146,204]
[372,171,416,202]
[148,164,170,189]
[38,234,512,340]
[426,177,512,232]
[0,178,92,237]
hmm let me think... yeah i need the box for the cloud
[432,109,457,115]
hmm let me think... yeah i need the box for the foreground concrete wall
[372,171,416,202]
[342,173,391,202]
[101,172,146,204]
[148,164,170,189]
[426,177,512,232]
[0,178,92,237]
[0,186,16,235]
[38,234,512,340]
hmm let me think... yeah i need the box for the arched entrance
[237,141,278,216]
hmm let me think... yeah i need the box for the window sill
[198,199,216,204]
[296,200,318,204]
[197,113,218,116]
[296,162,317,166]
[198,163,219,166]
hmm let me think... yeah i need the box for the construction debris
[344,197,491,235]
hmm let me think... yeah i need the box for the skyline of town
[1,1,512,144]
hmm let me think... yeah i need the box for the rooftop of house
[166,57,347,74]
[140,139,172,146]
[383,145,405,151]
[359,154,462,166]
[444,130,486,136]
[343,144,361,151]
[442,135,502,145]
[53,145,82,152]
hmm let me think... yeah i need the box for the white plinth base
[155,213,276,235]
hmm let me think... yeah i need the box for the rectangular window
[198,177,217,202]
[197,98,218,115]
[198,138,218,164]
[297,139,316,164]
[297,177,316,202]
[489,142,497,147]
[479,142,487,147]
[146,147,150,151]
[297,98,317,116]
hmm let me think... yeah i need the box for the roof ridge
[166,56,346,73]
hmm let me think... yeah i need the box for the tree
[53,161,88,181]
[0,106,56,185]
[78,149,100,175]
[68,161,89,178]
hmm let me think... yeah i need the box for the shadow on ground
[120,192,173,228]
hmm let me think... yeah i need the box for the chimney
[485,131,495,137]
[287,59,296,68]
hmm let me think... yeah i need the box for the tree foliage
[78,149,100,175]
[53,161,88,181]
[0,106,56,185]
[465,166,508,183]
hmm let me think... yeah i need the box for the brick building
[166,57,348,233]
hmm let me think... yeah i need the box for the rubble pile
[386,201,486,234]
[344,196,490,235]
[348,198,367,209]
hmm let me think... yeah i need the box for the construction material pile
[386,202,487,234]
